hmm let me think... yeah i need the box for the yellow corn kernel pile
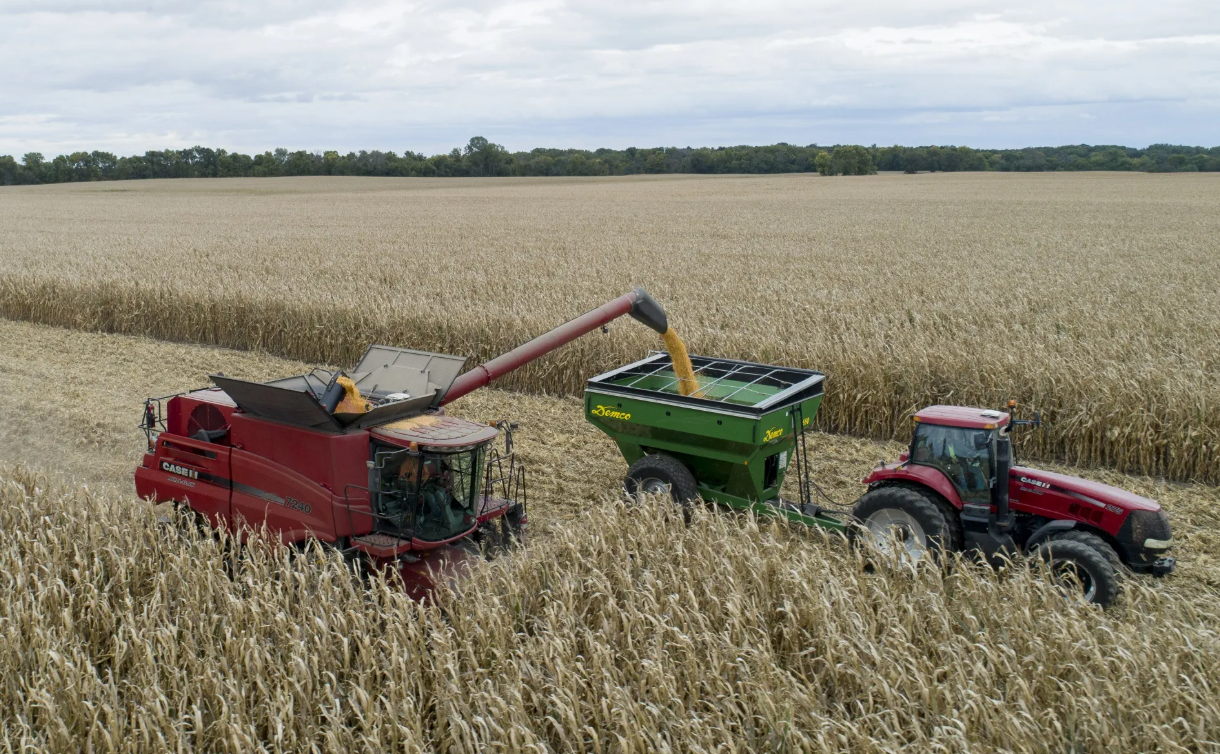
[334,375,370,414]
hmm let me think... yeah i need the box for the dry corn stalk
[1,465,1219,752]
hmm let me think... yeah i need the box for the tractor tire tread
[1034,537,1121,608]
[849,485,956,563]
[1050,529,1126,574]
[889,483,964,551]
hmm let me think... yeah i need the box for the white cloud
[0,0,1217,154]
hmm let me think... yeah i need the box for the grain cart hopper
[136,288,670,598]
[585,353,848,532]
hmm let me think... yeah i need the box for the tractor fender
[865,464,965,510]
[1024,519,1076,551]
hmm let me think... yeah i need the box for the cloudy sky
[2,1,1218,156]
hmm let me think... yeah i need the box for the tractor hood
[1012,467,1161,512]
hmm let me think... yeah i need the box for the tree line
[3,137,1217,185]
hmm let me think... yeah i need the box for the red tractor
[853,404,1175,607]
[135,288,671,598]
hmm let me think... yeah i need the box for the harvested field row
[1,316,1218,598]
[3,172,1219,483]
[3,318,1217,590]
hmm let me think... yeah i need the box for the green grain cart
[585,353,847,532]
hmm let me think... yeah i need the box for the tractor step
[351,533,414,558]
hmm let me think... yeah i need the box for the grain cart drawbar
[136,288,670,598]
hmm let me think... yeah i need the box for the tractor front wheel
[1033,537,1120,608]
[850,485,957,565]
[624,454,699,510]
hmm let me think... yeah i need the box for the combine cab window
[910,424,993,505]
[374,446,484,542]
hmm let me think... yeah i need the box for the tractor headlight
[1118,508,1172,563]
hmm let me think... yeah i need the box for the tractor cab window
[374,445,483,542]
[910,424,993,505]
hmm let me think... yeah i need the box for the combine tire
[1034,537,1120,608]
[849,485,957,565]
[624,454,699,509]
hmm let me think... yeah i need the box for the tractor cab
[907,406,1011,507]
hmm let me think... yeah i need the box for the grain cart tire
[624,454,699,510]
[1034,537,1120,608]
[849,485,956,565]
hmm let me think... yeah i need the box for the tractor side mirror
[1007,401,1044,431]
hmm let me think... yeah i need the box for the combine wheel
[624,454,699,509]
[1034,537,1120,608]
[849,486,956,565]
[476,505,527,557]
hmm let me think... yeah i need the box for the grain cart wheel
[1034,537,1120,608]
[849,485,956,565]
[624,454,699,511]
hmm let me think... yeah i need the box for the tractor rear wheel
[1034,537,1120,608]
[849,485,957,565]
[624,454,699,510]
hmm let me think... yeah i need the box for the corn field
[1,466,1217,753]
[2,173,1218,482]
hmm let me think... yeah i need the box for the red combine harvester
[854,404,1175,606]
[136,288,670,597]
